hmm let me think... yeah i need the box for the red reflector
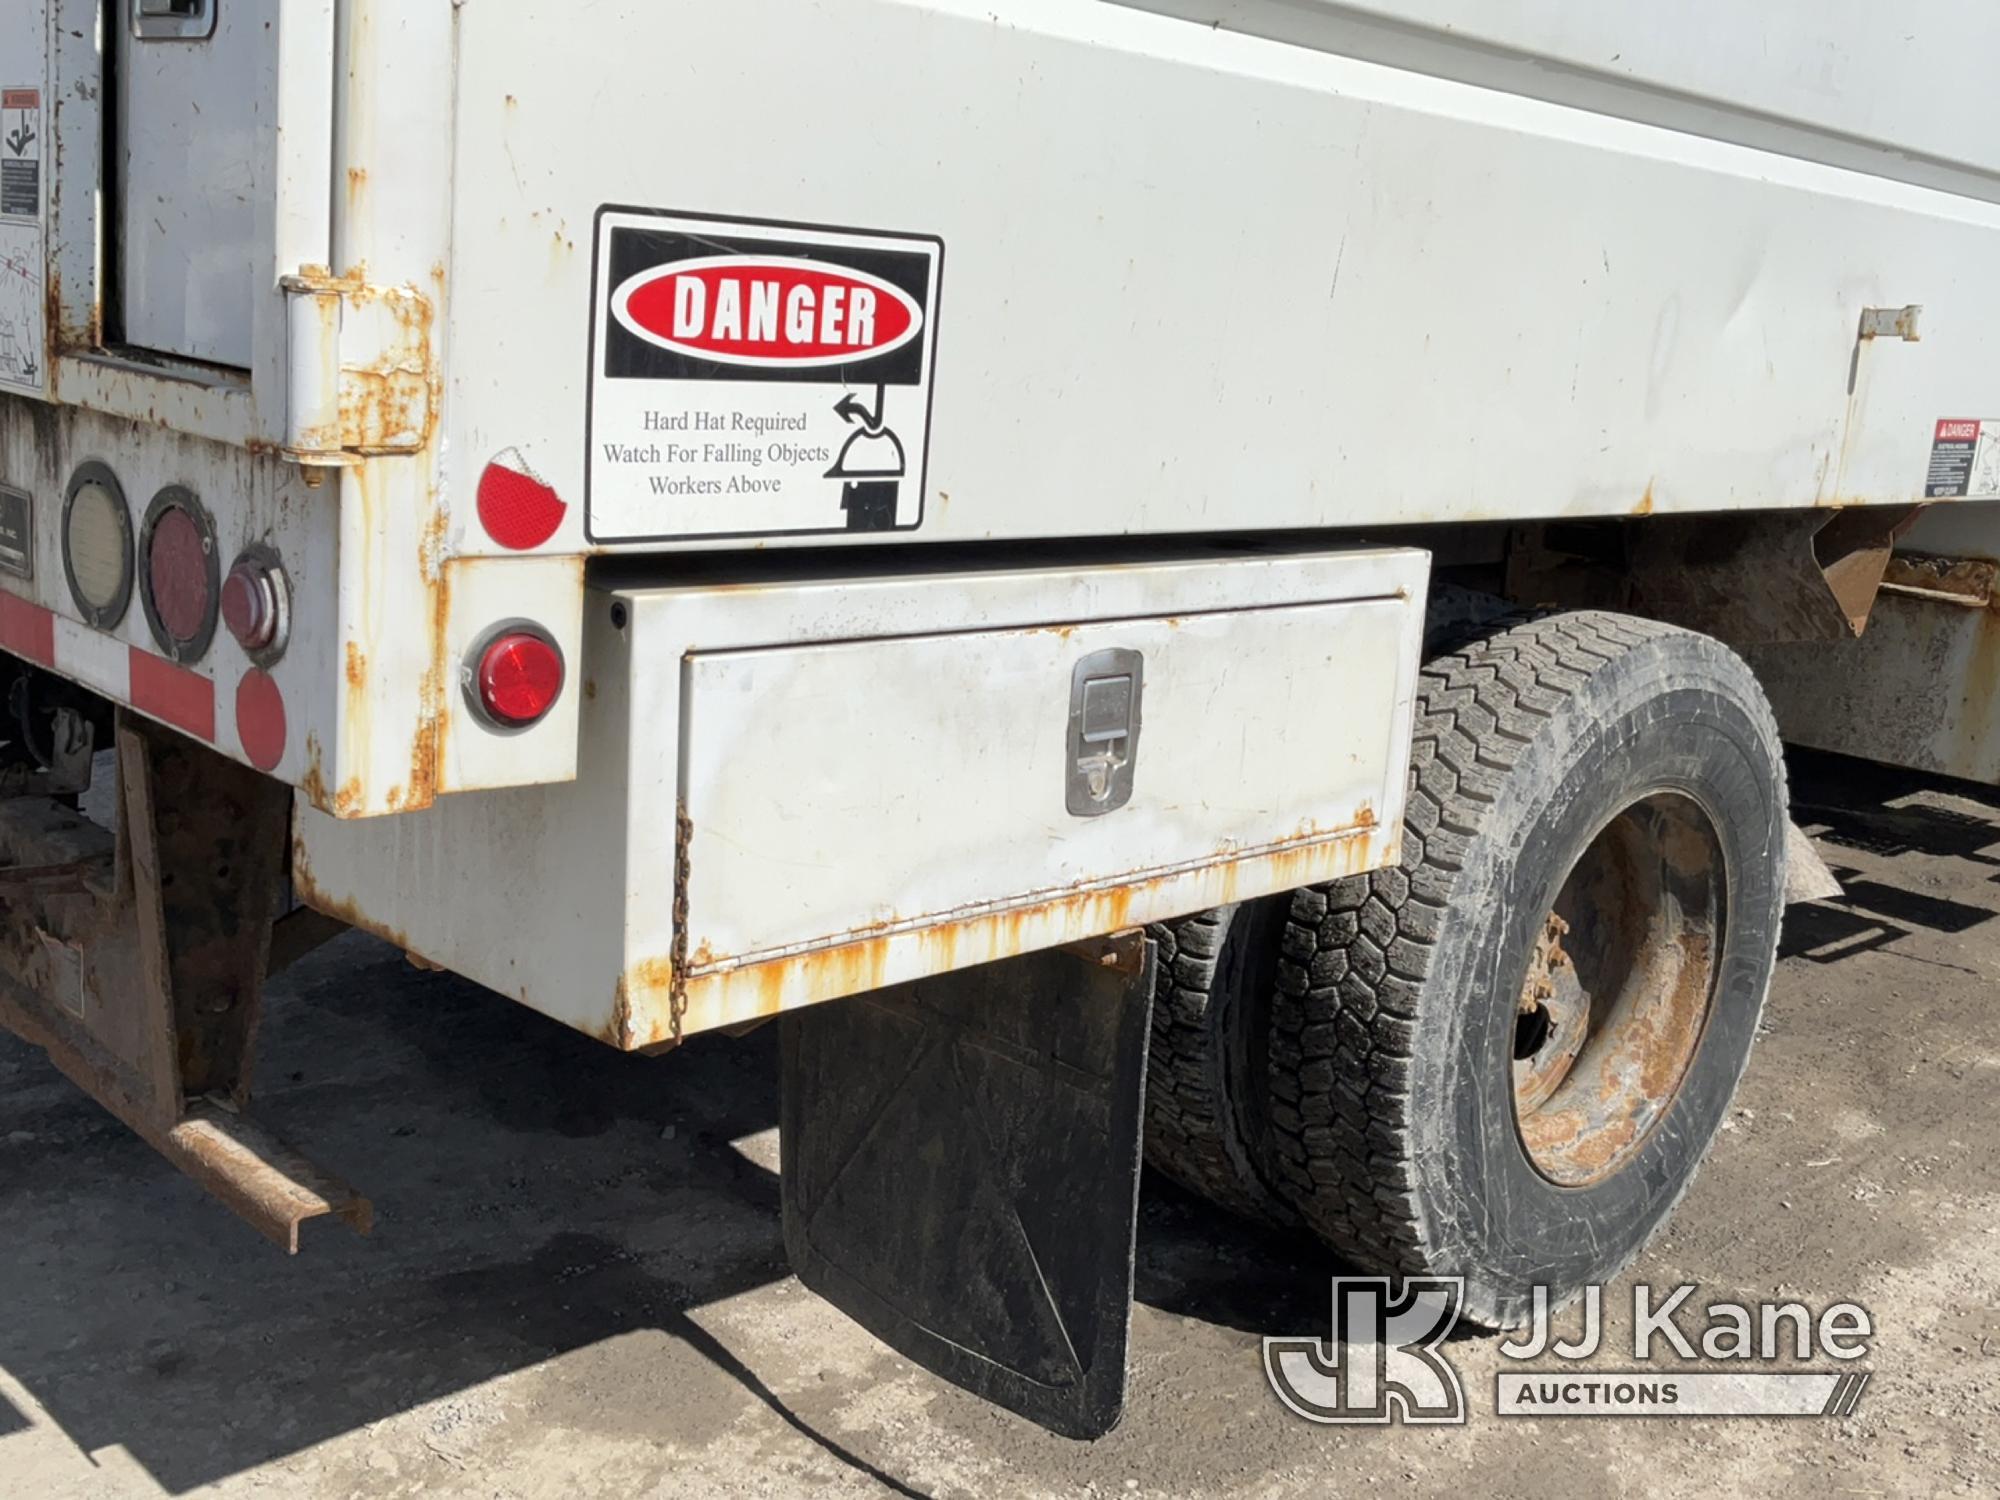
[147,505,210,645]
[476,630,564,728]
[477,456,567,551]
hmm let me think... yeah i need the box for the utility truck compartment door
[623,545,1427,1037]
[681,596,1408,969]
[115,1,263,366]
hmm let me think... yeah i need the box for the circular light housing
[222,548,291,661]
[62,463,135,629]
[138,487,220,662]
[469,626,564,730]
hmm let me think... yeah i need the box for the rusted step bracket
[0,983,372,1251]
[0,711,370,1252]
[167,1103,373,1253]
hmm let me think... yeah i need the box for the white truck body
[2,1,1997,1043]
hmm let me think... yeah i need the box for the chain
[669,805,692,1045]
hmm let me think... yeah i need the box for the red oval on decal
[611,256,922,369]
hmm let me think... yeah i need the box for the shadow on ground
[1782,748,2000,963]
[0,928,1326,1493]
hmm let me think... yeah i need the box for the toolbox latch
[1067,648,1143,817]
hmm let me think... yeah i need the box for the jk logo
[1264,1277,1468,1425]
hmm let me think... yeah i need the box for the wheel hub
[1510,792,1725,1187]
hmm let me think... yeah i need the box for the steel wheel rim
[1511,791,1725,1187]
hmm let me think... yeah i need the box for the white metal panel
[116,0,269,366]
[682,597,1406,966]
[443,0,2000,555]
[1122,1,2000,191]
[292,546,1426,1046]
[436,552,584,795]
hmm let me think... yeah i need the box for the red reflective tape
[234,668,287,771]
[129,647,215,741]
[0,591,56,667]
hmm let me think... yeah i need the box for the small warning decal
[587,209,943,543]
[1927,419,2000,500]
[1,88,39,221]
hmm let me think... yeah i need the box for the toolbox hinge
[279,266,438,468]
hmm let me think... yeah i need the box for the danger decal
[0,85,43,396]
[588,210,943,543]
[0,88,37,220]
[1927,419,2000,500]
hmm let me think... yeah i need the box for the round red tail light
[139,487,221,663]
[470,627,564,729]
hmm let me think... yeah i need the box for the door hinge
[280,266,438,471]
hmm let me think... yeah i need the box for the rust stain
[44,268,64,380]
[395,482,456,813]
[320,276,440,456]
[1881,553,1998,606]
[405,564,449,811]
[607,823,1391,1050]
[600,977,635,1049]
[345,165,367,207]
[599,958,673,1049]
[1515,800,1718,1186]
[1633,481,1655,516]
[298,734,332,814]
[340,636,373,814]
[290,838,413,953]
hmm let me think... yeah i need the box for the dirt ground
[2,747,1997,1499]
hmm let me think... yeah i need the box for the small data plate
[0,484,31,578]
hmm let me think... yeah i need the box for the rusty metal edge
[0,984,372,1254]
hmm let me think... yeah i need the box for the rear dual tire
[1143,897,1293,1224]
[1144,610,1788,1327]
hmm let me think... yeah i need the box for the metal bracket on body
[0,712,370,1251]
[279,266,438,475]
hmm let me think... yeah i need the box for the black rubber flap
[781,935,1155,1440]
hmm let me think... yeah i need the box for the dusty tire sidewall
[1410,640,1784,1326]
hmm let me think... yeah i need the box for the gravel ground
[2,748,1997,1498]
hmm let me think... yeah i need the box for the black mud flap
[781,934,1155,1440]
